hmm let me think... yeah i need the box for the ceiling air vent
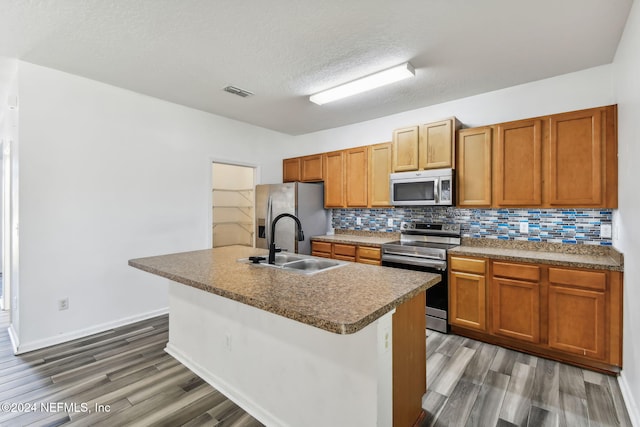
[223,86,254,98]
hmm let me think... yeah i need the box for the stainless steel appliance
[390,168,454,206]
[255,182,330,255]
[381,221,461,333]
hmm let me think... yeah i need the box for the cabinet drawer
[311,241,332,255]
[450,257,486,274]
[333,243,357,257]
[492,262,540,282]
[549,267,606,291]
[357,246,381,261]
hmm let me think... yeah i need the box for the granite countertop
[449,239,623,271]
[129,245,440,335]
[310,233,398,247]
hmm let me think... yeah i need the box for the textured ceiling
[0,0,633,135]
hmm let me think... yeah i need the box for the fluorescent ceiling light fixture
[309,62,415,105]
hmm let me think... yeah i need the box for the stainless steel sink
[238,255,348,275]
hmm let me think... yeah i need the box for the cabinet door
[494,119,542,206]
[282,158,301,182]
[547,109,603,206]
[332,243,356,262]
[357,246,381,265]
[392,126,419,172]
[457,127,492,207]
[449,271,486,331]
[368,142,392,207]
[345,146,368,207]
[301,154,323,182]
[547,267,607,361]
[323,151,345,208]
[420,119,456,169]
[548,285,606,360]
[492,277,540,343]
[311,241,332,258]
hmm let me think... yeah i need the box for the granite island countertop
[129,245,440,334]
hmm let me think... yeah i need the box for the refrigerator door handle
[266,195,273,246]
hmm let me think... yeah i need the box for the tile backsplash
[332,207,613,245]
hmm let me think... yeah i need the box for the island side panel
[393,291,427,427]
[165,281,394,427]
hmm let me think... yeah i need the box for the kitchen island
[129,245,440,427]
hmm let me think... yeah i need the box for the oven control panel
[400,221,461,235]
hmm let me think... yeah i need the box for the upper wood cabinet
[493,119,543,206]
[301,154,323,182]
[392,118,460,172]
[282,158,301,182]
[392,126,419,171]
[345,146,368,207]
[547,106,617,207]
[457,105,618,209]
[323,150,346,208]
[419,118,460,169]
[368,142,392,207]
[282,154,323,182]
[457,127,493,207]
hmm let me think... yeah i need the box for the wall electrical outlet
[600,224,612,238]
[58,298,69,311]
[519,222,529,234]
[356,217,362,226]
[387,218,394,227]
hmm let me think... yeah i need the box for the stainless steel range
[381,221,461,333]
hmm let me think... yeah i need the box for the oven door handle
[383,250,445,261]
[381,253,447,270]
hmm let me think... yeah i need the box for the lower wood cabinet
[311,241,381,265]
[449,256,623,373]
[449,257,487,332]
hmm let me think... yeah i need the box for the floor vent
[223,86,254,98]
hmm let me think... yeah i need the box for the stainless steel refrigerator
[255,182,330,255]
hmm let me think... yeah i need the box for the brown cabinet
[547,106,617,207]
[419,118,459,169]
[457,105,618,209]
[311,241,332,258]
[282,158,301,182]
[393,118,459,172]
[345,146,368,207]
[368,142,392,207]
[548,267,607,361]
[323,150,346,208]
[301,154,323,182]
[449,257,487,332]
[311,240,382,265]
[457,127,493,207]
[356,246,382,265]
[491,262,541,343]
[392,126,419,172]
[493,119,543,206]
[450,255,623,373]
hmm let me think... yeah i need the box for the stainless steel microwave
[390,169,454,206]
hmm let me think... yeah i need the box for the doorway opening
[211,162,256,248]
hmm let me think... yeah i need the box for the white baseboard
[13,307,169,354]
[618,372,640,427]
[165,342,283,427]
[7,323,19,354]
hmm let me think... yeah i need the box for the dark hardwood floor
[0,311,633,426]
[422,330,633,427]
[0,311,263,426]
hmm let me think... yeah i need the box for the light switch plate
[519,222,529,234]
[356,217,362,226]
[600,224,612,238]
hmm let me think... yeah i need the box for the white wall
[613,0,640,422]
[14,61,292,351]
[290,64,615,154]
